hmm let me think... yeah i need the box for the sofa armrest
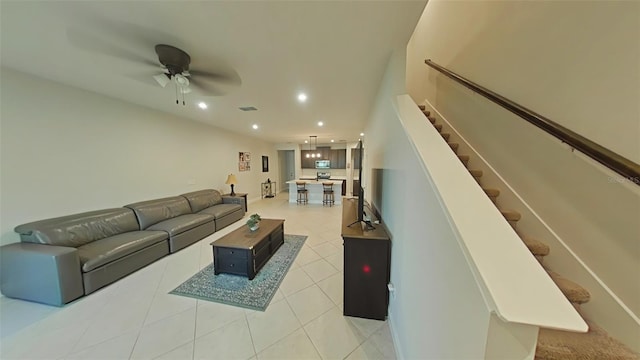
[1,243,84,306]
[222,196,246,212]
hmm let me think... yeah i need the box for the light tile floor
[0,193,397,360]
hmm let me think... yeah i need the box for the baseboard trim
[387,309,405,360]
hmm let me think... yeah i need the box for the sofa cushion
[180,189,223,213]
[14,209,141,247]
[198,204,243,219]
[147,214,214,236]
[77,230,168,272]
[125,197,192,230]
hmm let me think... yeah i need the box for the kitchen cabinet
[302,148,346,169]
[328,149,347,169]
[352,148,361,170]
[329,150,338,169]
[318,147,331,160]
[301,151,314,168]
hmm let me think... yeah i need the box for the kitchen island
[286,180,343,204]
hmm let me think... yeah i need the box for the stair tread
[521,236,550,256]
[428,116,436,124]
[547,270,591,304]
[469,169,483,178]
[441,133,451,141]
[418,105,426,110]
[434,124,443,132]
[536,318,638,360]
[500,209,521,221]
[482,188,500,197]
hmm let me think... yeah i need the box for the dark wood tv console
[341,198,391,320]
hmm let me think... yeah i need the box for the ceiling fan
[66,24,241,104]
[152,44,195,105]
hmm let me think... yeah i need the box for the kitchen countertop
[299,176,347,180]
[286,180,342,185]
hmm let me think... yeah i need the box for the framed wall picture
[262,156,269,172]
[239,152,251,172]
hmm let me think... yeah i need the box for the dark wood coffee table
[210,219,285,280]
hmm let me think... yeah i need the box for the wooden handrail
[424,59,640,185]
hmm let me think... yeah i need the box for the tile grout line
[191,300,199,360]
[127,260,170,359]
[243,311,259,359]
[283,295,325,360]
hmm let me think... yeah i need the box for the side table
[223,192,248,212]
[261,182,276,198]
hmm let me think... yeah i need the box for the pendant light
[306,136,312,158]
[315,136,321,158]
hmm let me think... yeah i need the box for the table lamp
[225,173,238,196]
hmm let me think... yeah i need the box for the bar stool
[322,182,335,206]
[296,182,308,204]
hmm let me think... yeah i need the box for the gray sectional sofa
[0,189,244,306]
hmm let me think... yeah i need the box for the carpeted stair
[418,105,639,360]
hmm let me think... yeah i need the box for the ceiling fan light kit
[153,73,170,88]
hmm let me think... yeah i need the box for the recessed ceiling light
[304,140,308,143]
[331,139,335,143]
[252,124,259,130]
[198,102,208,109]
[317,121,323,127]
[360,132,365,136]
[297,93,307,103]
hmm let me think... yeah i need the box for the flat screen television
[348,140,373,229]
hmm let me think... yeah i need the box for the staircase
[419,105,639,360]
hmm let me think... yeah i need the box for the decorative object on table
[239,152,251,171]
[225,173,238,196]
[262,155,269,172]
[170,234,306,311]
[246,213,261,231]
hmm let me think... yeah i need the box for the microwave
[315,160,330,169]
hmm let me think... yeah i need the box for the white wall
[405,0,640,349]
[407,0,640,164]
[0,68,278,245]
[363,50,492,359]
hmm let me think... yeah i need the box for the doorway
[278,150,295,193]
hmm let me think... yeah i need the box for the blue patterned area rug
[170,234,306,311]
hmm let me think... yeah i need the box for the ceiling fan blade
[67,27,157,67]
[70,13,184,59]
[153,73,171,88]
[189,69,242,87]
[189,77,229,96]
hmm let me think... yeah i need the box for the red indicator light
[362,265,371,273]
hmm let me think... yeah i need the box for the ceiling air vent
[239,106,258,111]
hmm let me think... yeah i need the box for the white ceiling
[0,1,426,145]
